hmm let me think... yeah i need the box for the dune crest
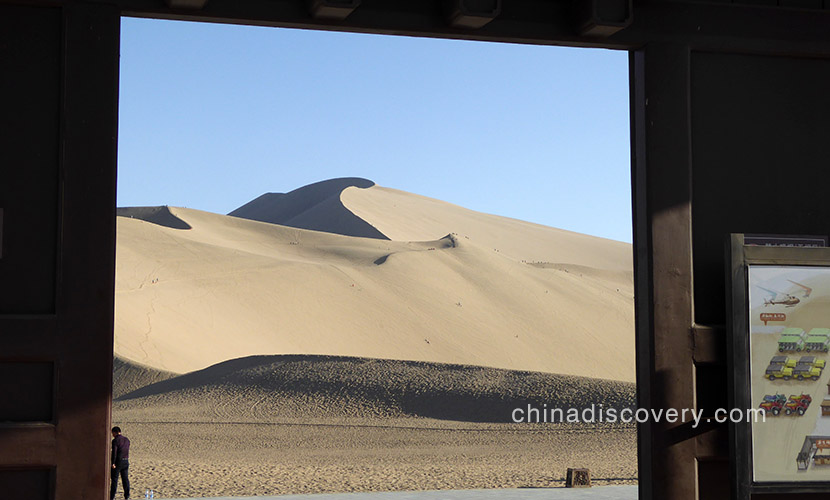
[114,354,634,423]
[228,177,387,239]
[113,356,177,399]
[341,185,631,272]
[116,206,191,230]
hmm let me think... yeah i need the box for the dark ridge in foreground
[113,356,178,399]
[116,206,191,230]
[114,355,635,423]
[228,177,388,240]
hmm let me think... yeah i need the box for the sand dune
[341,185,631,272]
[111,356,636,497]
[229,177,387,239]
[113,356,177,399]
[116,188,634,379]
[114,354,634,423]
[116,206,191,230]
[112,181,636,498]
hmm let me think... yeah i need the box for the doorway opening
[113,17,635,499]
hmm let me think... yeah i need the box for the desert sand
[112,178,636,498]
[115,179,634,380]
[341,183,631,273]
[112,355,636,498]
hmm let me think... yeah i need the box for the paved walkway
[177,486,637,500]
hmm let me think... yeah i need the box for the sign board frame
[729,233,830,498]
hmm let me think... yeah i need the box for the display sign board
[744,234,828,248]
[730,234,830,497]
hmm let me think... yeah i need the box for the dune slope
[228,177,387,239]
[342,185,631,272]
[116,203,634,380]
[113,356,177,399]
[113,354,634,423]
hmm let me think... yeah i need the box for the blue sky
[118,18,632,242]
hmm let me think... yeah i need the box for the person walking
[110,426,131,500]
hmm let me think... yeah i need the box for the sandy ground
[174,487,640,500]
[111,356,636,499]
[112,420,636,499]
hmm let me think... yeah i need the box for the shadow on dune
[229,177,388,240]
[116,206,192,230]
[115,354,635,423]
[113,356,178,399]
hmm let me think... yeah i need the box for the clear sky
[118,18,632,242]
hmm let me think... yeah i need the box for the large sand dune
[113,181,636,498]
[115,181,634,380]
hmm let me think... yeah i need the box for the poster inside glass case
[749,265,830,481]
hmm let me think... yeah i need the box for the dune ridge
[342,185,631,271]
[114,354,635,423]
[228,177,387,239]
[116,206,191,230]
[113,356,177,399]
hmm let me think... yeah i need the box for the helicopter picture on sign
[749,265,830,482]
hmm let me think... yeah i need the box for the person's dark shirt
[111,434,130,464]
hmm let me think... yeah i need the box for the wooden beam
[693,324,726,365]
[55,4,120,499]
[166,0,208,9]
[446,0,501,29]
[308,0,361,21]
[631,42,697,500]
[0,424,57,466]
